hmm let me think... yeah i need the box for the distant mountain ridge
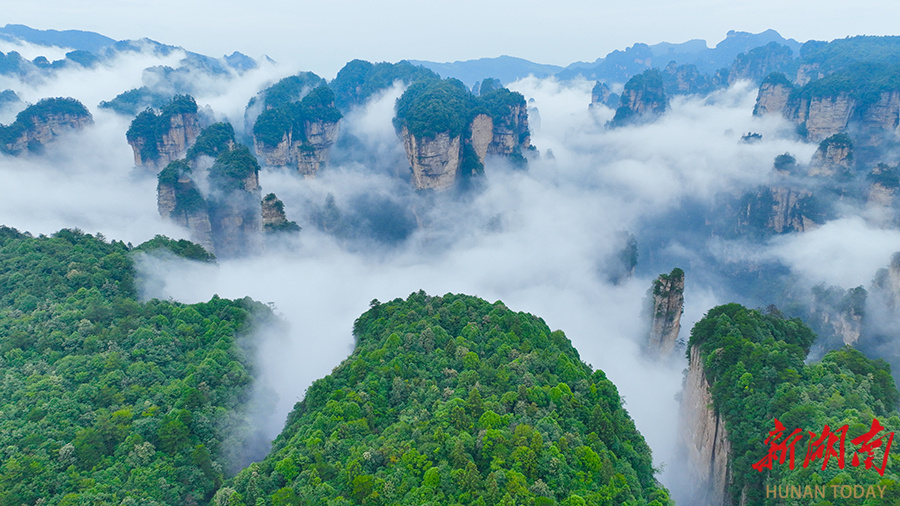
[407,56,564,89]
[0,24,116,53]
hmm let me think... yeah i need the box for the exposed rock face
[126,96,201,171]
[799,94,855,143]
[261,193,300,234]
[255,119,340,176]
[767,187,818,233]
[208,161,262,258]
[662,62,711,96]
[809,286,866,346]
[610,69,667,127]
[487,103,530,156]
[727,42,794,86]
[680,345,733,506]
[156,164,215,255]
[855,91,900,146]
[469,114,493,162]
[873,252,900,310]
[402,126,462,191]
[590,81,619,109]
[866,164,899,224]
[795,63,823,86]
[752,74,793,117]
[2,98,93,155]
[645,268,684,358]
[808,133,853,177]
[133,114,200,169]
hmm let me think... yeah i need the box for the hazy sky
[6,0,900,77]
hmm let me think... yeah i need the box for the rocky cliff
[809,285,866,346]
[261,193,300,234]
[157,161,215,255]
[866,163,899,224]
[402,126,462,191]
[873,252,900,311]
[645,268,684,358]
[752,73,793,117]
[662,62,712,95]
[727,42,794,86]
[609,69,667,127]
[1,97,92,154]
[157,124,266,258]
[808,133,853,177]
[679,345,733,506]
[126,95,200,170]
[396,78,533,190]
[252,84,342,177]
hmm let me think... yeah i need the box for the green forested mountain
[223,292,669,506]
[690,304,900,505]
[0,227,270,504]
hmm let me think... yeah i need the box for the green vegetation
[252,85,342,148]
[187,122,236,161]
[0,227,269,504]
[818,133,854,155]
[98,87,173,116]
[760,72,793,88]
[330,60,440,111]
[798,62,900,108]
[800,36,900,74]
[209,145,260,192]
[262,194,301,234]
[0,97,91,154]
[394,76,528,142]
[258,73,327,109]
[125,95,198,162]
[133,234,216,262]
[226,292,670,505]
[610,70,667,127]
[394,78,474,138]
[868,162,900,189]
[652,268,683,298]
[689,304,900,505]
[158,160,208,216]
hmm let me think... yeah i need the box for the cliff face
[261,192,300,234]
[800,94,855,143]
[610,69,667,127]
[752,80,792,117]
[128,110,201,170]
[646,268,684,358]
[680,346,733,506]
[255,119,340,176]
[767,187,817,233]
[208,168,262,258]
[2,100,93,155]
[402,126,462,191]
[156,167,215,255]
[469,113,493,162]
[727,42,794,86]
[808,134,853,177]
[487,102,530,156]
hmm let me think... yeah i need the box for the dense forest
[689,304,900,505]
[0,227,271,504]
[223,292,669,506]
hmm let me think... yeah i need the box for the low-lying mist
[3,46,897,501]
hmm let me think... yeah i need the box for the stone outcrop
[795,63,823,86]
[255,119,340,176]
[402,126,462,191]
[126,95,201,171]
[156,162,215,255]
[590,82,619,109]
[662,62,711,96]
[679,345,733,506]
[609,69,667,127]
[866,164,899,224]
[872,253,900,311]
[797,94,854,143]
[1,98,93,155]
[261,193,300,234]
[808,133,853,177]
[752,73,793,117]
[645,268,684,358]
[469,114,493,161]
[809,286,866,346]
[767,187,818,233]
[727,42,794,86]
[157,125,265,258]
[487,102,530,157]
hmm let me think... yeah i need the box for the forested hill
[223,292,670,505]
[689,304,900,504]
[0,227,271,504]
